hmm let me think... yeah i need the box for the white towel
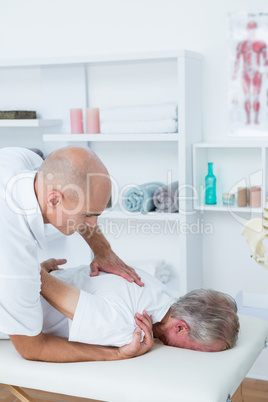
[127,259,170,283]
[100,103,178,123]
[101,119,178,134]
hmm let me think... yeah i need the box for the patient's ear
[175,320,190,334]
[47,191,63,208]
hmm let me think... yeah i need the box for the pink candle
[86,108,100,134]
[70,108,84,134]
[250,186,261,208]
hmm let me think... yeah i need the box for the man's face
[47,175,111,235]
[57,195,104,235]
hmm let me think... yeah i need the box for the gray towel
[153,182,179,212]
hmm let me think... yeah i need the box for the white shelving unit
[193,142,267,213]
[0,50,203,297]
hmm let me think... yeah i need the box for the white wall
[1,0,267,289]
[1,0,266,141]
[1,0,268,379]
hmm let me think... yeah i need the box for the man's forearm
[79,225,111,255]
[10,333,123,363]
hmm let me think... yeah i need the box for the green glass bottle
[205,162,217,205]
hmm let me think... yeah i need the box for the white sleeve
[68,290,136,347]
[0,275,43,336]
[0,207,43,336]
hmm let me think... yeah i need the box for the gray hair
[170,289,240,350]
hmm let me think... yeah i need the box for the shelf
[43,133,179,142]
[194,204,262,213]
[99,208,180,221]
[194,141,268,149]
[0,50,202,68]
[0,119,62,128]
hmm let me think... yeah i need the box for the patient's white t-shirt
[41,266,175,347]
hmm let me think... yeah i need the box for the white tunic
[0,147,45,336]
[42,266,175,347]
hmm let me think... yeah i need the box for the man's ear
[47,191,63,208]
[175,320,190,334]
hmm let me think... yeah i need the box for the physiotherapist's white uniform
[0,147,45,336]
[42,266,175,347]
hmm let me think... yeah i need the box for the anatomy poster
[228,11,268,136]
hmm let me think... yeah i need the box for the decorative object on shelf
[250,186,261,208]
[86,108,100,133]
[126,259,170,283]
[228,11,268,137]
[122,182,164,214]
[237,186,247,207]
[222,193,235,206]
[100,103,178,134]
[242,197,268,268]
[205,162,217,205]
[70,108,84,134]
[101,120,177,134]
[153,181,179,212]
[0,110,36,119]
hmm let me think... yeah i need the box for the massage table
[0,315,267,402]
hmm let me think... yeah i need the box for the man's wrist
[80,225,111,255]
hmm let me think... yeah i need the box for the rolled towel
[101,103,178,123]
[155,269,170,284]
[127,259,170,283]
[100,119,178,134]
[153,181,179,212]
[123,182,164,214]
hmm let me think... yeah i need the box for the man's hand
[79,224,144,286]
[41,258,67,273]
[118,311,154,359]
[90,249,144,286]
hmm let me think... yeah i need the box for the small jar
[222,193,235,206]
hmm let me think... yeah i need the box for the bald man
[0,147,147,362]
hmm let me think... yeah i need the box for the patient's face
[167,335,225,352]
[159,318,225,352]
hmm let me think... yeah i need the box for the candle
[70,108,84,134]
[250,186,261,208]
[86,108,100,134]
[237,187,247,207]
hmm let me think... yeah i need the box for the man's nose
[85,216,98,227]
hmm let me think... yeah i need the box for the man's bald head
[35,147,111,230]
[39,146,110,193]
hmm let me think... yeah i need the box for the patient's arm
[9,265,154,362]
[9,308,154,362]
[10,326,150,363]
[40,268,79,320]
